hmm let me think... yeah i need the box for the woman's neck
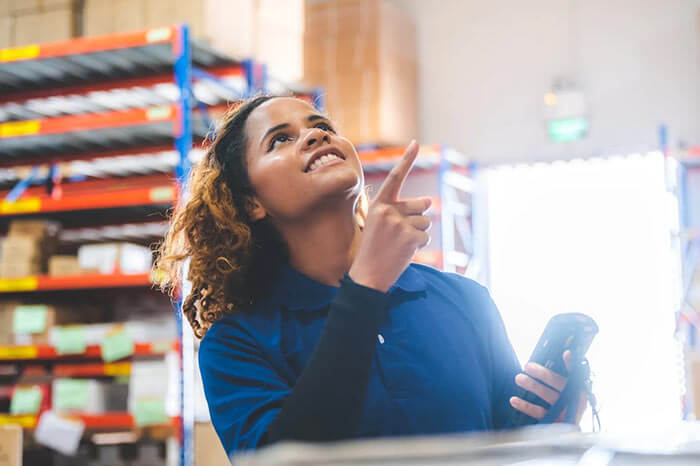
[278,205,361,287]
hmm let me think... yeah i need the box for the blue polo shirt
[199,263,521,456]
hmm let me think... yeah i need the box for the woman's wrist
[347,266,391,293]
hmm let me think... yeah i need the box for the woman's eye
[315,122,335,133]
[269,134,291,151]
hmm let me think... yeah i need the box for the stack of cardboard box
[47,255,83,276]
[0,302,81,345]
[0,0,77,48]
[303,0,418,146]
[82,0,305,81]
[0,425,21,466]
[0,220,60,278]
[77,242,152,275]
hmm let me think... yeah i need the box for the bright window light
[484,153,683,433]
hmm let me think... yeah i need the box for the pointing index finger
[375,140,419,202]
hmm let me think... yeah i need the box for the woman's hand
[349,140,432,292]
[509,350,587,424]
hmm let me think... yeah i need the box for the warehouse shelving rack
[671,141,700,420]
[361,144,476,274]
[0,24,275,465]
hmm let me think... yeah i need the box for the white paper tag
[34,411,85,456]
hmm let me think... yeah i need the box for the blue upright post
[437,145,451,272]
[173,23,194,466]
[243,59,264,97]
[312,87,325,112]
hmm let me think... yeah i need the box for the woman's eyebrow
[307,114,328,123]
[261,123,290,146]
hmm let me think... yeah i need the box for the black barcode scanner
[511,313,598,427]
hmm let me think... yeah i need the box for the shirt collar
[272,264,427,312]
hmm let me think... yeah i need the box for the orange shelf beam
[54,361,132,377]
[0,27,176,64]
[0,106,176,139]
[0,272,154,295]
[0,413,180,430]
[359,144,441,166]
[0,180,176,216]
[36,273,154,290]
[0,341,178,361]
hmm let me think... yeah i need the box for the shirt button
[378,334,385,344]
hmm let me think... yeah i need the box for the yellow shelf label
[146,106,172,121]
[0,120,41,138]
[1,198,42,214]
[0,277,39,293]
[0,414,37,428]
[104,362,131,376]
[0,45,40,62]
[0,345,38,360]
[146,28,172,43]
[149,186,175,202]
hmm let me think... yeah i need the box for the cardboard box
[303,0,417,145]
[196,0,257,59]
[195,422,229,466]
[144,0,176,31]
[52,378,127,414]
[0,261,41,278]
[13,6,74,46]
[0,0,10,16]
[12,304,81,345]
[78,242,152,275]
[113,0,145,32]
[174,0,205,37]
[0,424,22,466]
[0,18,12,49]
[9,0,39,14]
[9,0,74,14]
[11,10,41,46]
[0,237,43,263]
[48,255,82,277]
[0,301,21,345]
[8,219,60,240]
[83,0,113,36]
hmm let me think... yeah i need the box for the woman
[158,96,583,456]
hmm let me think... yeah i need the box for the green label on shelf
[54,379,89,411]
[54,326,87,355]
[13,305,48,335]
[133,398,167,427]
[100,326,134,363]
[10,386,42,415]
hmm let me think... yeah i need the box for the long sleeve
[198,275,390,455]
[479,285,522,429]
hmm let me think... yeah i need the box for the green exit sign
[547,117,589,142]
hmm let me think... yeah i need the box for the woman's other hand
[509,350,587,424]
[349,140,432,292]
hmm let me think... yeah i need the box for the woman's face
[243,97,364,222]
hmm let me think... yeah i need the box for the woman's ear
[247,198,267,221]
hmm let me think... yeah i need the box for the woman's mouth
[305,152,345,173]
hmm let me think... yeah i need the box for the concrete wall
[397,0,700,164]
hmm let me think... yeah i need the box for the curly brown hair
[156,95,289,338]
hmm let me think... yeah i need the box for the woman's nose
[301,128,330,150]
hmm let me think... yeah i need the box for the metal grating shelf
[0,66,246,123]
[0,106,211,163]
[0,27,237,97]
[0,149,204,188]
[360,145,444,173]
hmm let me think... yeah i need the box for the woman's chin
[325,177,364,199]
